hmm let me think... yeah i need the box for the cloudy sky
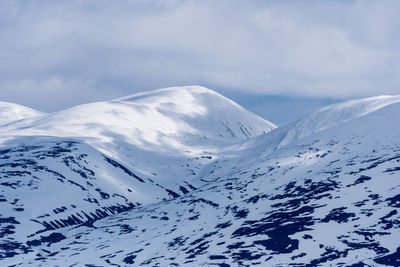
[1,0,399,124]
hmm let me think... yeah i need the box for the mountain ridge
[0,87,399,266]
[1,86,275,147]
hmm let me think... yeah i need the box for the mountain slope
[0,102,44,126]
[277,95,400,147]
[238,95,400,160]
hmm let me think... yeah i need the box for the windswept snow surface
[0,102,44,126]
[239,95,400,159]
[0,89,399,266]
[277,95,400,147]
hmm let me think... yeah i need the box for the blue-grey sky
[0,0,399,124]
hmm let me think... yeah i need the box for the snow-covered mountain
[275,94,400,148]
[0,88,399,266]
[0,86,275,262]
[2,86,274,145]
[0,102,43,126]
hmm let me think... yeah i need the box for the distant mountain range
[0,86,399,266]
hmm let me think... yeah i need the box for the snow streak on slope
[0,102,44,126]
[0,90,399,266]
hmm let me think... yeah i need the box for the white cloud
[0,0,399,111]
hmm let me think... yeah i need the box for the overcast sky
[0,0,399,123]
